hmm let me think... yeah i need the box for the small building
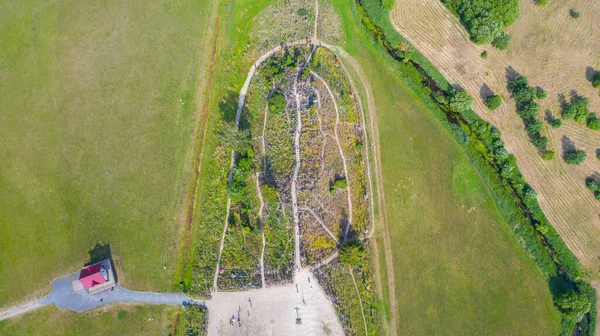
[71,259,115,294]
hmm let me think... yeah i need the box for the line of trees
[507,75,552,157]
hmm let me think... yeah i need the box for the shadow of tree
[561,135,576,156]
[479,82,493,99]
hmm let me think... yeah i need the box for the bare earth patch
[391,0,600,271]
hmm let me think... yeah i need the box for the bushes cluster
[442,0,519,47]
[354,1,595,333]
[507,75,550,153]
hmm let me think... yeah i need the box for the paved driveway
[42,273,193,313]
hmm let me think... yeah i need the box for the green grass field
[0,304,178,335]
[331,2,562,334]
[0,0,217,305]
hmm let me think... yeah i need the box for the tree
[484,95,502,110]
[339,241,367,268]
[448,89,473,112]
[532,135,548,149]
[525,120,543,135]
[587,116,600,130]
[586,178,600,192]
[536,0,548,6]
[508,76,536,104]
[593,72,600,88]
[555,291,590,323]
[517,101,541,119]
[564,149,587,165]
[492,33,511,50]
[562,96,589,123]
[481,50,488,59]
[549,118,562,128]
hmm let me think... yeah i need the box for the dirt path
[291,54,307,271]
[311,70,354,241]
[349,267,368,336]
[0,300,46,321]
[336,51,397,334]
[255,173,266,289]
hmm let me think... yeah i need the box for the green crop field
[0,304,179,336]
[331,2,561,334]
[0,0,218,305]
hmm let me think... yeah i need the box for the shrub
[542,151,554,160]
[564,149,587,165]
[268,93,287,115]
[492,33,511,50]
[592,72,600,88]
[484,95,501,110]
[536,0,548,6]
[297,8,309,17]
[330,178,348,194]
[570,9,580,19]
[549,118,562,128]
[536,88,548,99]
[562,96,590,123]
[481,50,488,59]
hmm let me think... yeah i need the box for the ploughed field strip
[215,45,370,289]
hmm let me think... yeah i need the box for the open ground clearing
[390,0,600,271]
[0,0,218,307]
[0,304,178,336]
[331,1,562,334]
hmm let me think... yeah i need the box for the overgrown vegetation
[442,0,519,47]
[353,0,596,334]
[182,304,208,336]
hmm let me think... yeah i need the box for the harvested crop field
[391,0,600,270]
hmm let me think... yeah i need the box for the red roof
[78,264,106,289]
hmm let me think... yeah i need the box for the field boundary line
[179,7,222,284]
